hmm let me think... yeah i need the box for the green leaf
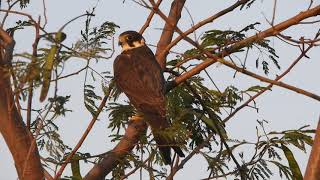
[262,60,269,75]
[246,85,267,93]
[19,0,30,8]
[84,85,102,116]
[201,29,245,48]
[40,44,58,102]
[107,103,134,132]
[200,114,227,139]
[281,144,303,180]
[269,160,292,179]
[71,154,82,180]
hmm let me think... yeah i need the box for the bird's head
[118,31,145,51]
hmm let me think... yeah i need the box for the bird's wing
[113,48,185,163]
[113,50,165,115]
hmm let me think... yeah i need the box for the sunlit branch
[223,42,315,123]
[159,0,250,59]
[139,0,163,34]
[54,94,109,179]
[155,5,320,101]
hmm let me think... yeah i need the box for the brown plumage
[113,31,184,164]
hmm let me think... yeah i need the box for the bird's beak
[118,41,122,46]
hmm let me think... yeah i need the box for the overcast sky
[1,0,319,179]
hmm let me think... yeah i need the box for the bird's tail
[153,132,185,165]
[146,113,185,164]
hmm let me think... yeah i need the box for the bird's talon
[129,115,142,121]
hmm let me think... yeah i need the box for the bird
[113,30,185,164]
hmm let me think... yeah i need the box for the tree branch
[159,0,250,58]
[84,3,320,179]
[224,43,315,123]
[54,95,109,179]
[0,27,44,179]
[139,0,163,34]
[152,0,186,69]
[162,5,320,101]
[304,117,320,179]
[83,117,147,180]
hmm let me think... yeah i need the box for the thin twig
[159,5,320,101]
[158,0,250,59]
[0,9,37,24]
[223,34,317,123]
[271,0,277,25]
[139,0,162,34]
[120,155,153,179]
[0,0,19,27]
[53,95,109,179]
[42,0,48,28]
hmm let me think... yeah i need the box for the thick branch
[0,27,44,179]
[83,117,147,180]
[153,0,186,69]
[304,118,320,179]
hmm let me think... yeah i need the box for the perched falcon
[113,31,185,164]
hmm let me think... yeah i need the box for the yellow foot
[129,115,143,121]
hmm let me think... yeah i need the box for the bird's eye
[127,36,132,40]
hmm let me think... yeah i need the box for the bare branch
[159,0,250,59]
[42,0,48,28]
[304,117,320,179]
[53,95,109,179]
[152,0,186,69]
[271,0,278,25]
[27,16,41,129]
[139,0,162,34]
[219,57,320,101]
[1,0,19,27]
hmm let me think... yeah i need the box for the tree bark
[0,28,44,179]
[155,0,186,69]
[304,118,320,180]
[83,118,147,180]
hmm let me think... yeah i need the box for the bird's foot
[129,115,143,121]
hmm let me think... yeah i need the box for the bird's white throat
[121,39,145,52]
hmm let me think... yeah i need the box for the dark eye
[127,36,132,40]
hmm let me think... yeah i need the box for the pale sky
[0,0,319,179]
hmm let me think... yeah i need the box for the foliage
[74,11,120,60]
[194,22,281,75]
[1,0,317,179]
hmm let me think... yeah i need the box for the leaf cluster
[74,11,120,60]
